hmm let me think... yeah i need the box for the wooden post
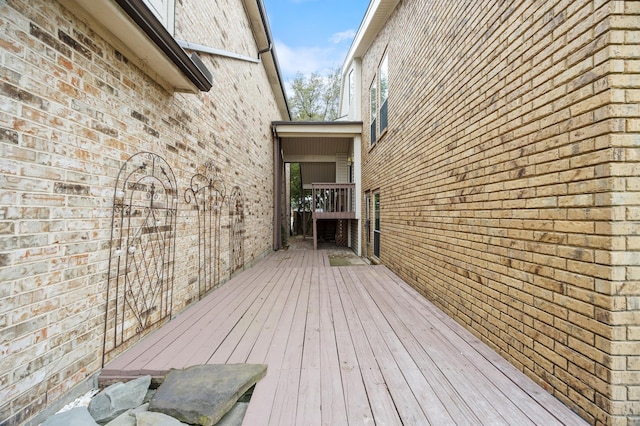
[313,217,317,250]
[273,136,281,250]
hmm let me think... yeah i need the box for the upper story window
[370,80,377,144]
[370,51,389,145]
[143,0,175,34]
[379,54,388,133]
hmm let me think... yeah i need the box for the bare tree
[287,67,340,121]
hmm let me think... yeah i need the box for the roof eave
[273,121,363,138]
[342,0,401,77]
[242,0,291,120]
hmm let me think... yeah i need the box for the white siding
[336,152,349,183]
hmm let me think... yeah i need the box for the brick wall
[360,0,640,424]
[0,0,283,423]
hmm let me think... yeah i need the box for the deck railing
[311,183,356,219]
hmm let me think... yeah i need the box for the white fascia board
[274,123,362,138]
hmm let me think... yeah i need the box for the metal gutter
[255,0,291,120]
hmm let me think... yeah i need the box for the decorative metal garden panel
[229,186,245,274]
[185,160,226,299]
[103,152,177,365]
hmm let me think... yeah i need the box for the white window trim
[143,0,175,34]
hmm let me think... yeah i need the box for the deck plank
[242,266,307,425]
[141,267,281,372]
[367,266,533,424]
[102,263,266,374]
[376,266,585,425]
[354,266,503,424]
[116,266,269,375]
[326,268,374,425]
[100,246,588,426]
[268,268,311,425]
[353,267,483,424]
[334,267,403,425]
[219,267,295,364]
[340,267,437,425]
[318,266,348,425]
[295,267,322,426]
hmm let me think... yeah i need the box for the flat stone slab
[89,375,151,423]
[135,411,189,425]
[41,406,99,426]
[104,403,149,426]
[149,364,267,426]
[216,402,249,426]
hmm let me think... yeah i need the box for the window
[370,81,377,143]
[143,0,175,34]
[373,192,380,258]
[379,55,388,133]
[365,192,371,250]
[369,52,389,145]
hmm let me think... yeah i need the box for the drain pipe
[256,0,272,58]
[256,0,290,119]
[179,0,290,119]
[176,39,260,63]
[177,0,274,63]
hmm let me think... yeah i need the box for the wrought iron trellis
[229,186,245,274]
[185,160,226,299]
[103,152,177,365]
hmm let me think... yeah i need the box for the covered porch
[272,121,362,253]
[101,242,587,425]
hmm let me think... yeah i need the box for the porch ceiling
[281,137,351,162]
[273,121,362,162]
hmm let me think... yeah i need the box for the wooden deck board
[267,268,310,425]
[101,248,588,426]
[102,264,266,374]
[377,266,585,425]
[340,267,433,425]
[353,266,511,425]
[223,268,295,365]
[325,268,374,425]
[353,267,482,424]
[143,267,280,371]
[244,267,307,425]
[318,266,348,426]
[333,267,405,426]
[295,267,322,426]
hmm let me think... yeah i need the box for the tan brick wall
[0,0,283,423]
[360,1,639,424]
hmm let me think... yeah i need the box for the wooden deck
[101,248,587,425]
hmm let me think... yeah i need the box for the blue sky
[262,0,370,82]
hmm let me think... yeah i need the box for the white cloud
[274,39,347,80]
[329,29,356,44]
